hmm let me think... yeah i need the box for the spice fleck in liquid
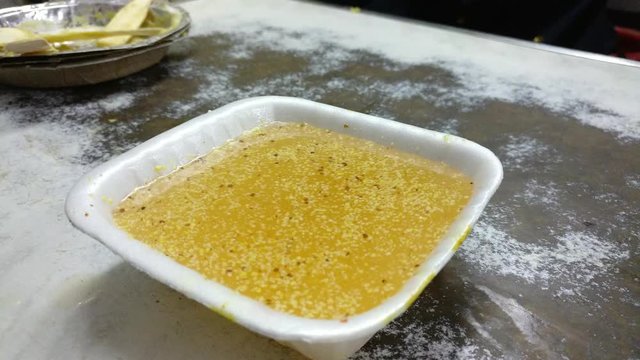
[114,122,473,319]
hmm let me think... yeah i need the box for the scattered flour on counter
[0,87,141,251]
[499,135,559,171]
[382,80,435,101]
[0,89,144,163]
[0,106,125,357]
[460,219,630,298]
[1,90,138,126]
[430,118,461,135]
[324,77,450,107]
[476,285,549,352]
[625,175,640,190]
[463,311,502,350]
[313,51,356,74]
[159,42,466,129]
[181,0,640,140]
[593,192,622,203]
[97,92,137,113]
[515,179,561,207]
[353,321,493,360]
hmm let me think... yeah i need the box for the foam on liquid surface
[114,122,472,319]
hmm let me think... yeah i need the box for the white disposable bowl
[66,96,502,360]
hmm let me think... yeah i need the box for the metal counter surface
[1,0,638,359]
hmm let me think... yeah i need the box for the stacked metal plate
[0,0,190,87]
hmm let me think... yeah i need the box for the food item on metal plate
[42,27,163,43]
[0,0,166,56]
[97,0,153,47]
[0,27,163,55]
[3,37,51,54]
[0,27,31,44]
[113,122,473,319]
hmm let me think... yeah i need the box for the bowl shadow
[74,261,304,360]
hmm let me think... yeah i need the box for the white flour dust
[498,135,560,171]
[463,311,502,350]
[0,90,137,267]
[0,99,123,358]
[182,0,640,140]
[626,175,640,190]
[353,321,493,360]
[476,286,548,351]
[0,87,145,272]
[430,118,461,135]
[516,179,561,207]
[97,92,137,112]
[460,219,630,298]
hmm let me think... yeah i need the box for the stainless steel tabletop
[0,0,638,359]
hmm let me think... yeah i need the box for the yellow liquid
[114,122,473,319]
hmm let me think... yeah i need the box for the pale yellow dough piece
[4,38,51,54]
[43,27,163,43]
[0,28,33,48]
[97,0,153,47]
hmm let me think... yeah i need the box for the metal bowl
[0,41,171,87]
[0,0,190,59]
[0,0,190,87]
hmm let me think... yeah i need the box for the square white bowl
[66,96,502,360]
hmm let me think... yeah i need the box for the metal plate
[0,41,170,87]
[0,0,190,60]
[0,25,188,66]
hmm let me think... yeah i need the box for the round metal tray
[0,0,190,60]
[0,42,168,88]
[0,0,190,87]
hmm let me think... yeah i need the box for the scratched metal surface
[0,1,638,359]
